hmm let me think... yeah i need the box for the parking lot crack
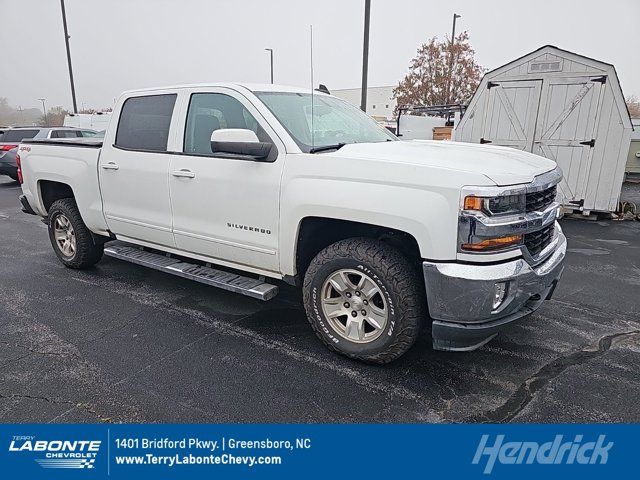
[0,392,112,423]
[468,330,640,423]
[0,341,80,359]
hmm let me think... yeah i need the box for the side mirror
[210,129,272,160]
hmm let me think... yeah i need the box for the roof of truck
[121,83,330,96]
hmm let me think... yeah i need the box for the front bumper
[423,229,566,351]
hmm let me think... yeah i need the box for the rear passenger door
[99,93,178,247]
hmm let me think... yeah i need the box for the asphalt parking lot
[1,176,639,424]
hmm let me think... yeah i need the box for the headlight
[459,190,526,253]
[463,193,525,216]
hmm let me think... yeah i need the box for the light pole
[448,13,461,105]
[38,98,47,125]
[451,13,461,46]
[360,0,371,112]
[265,48,274,84]
[60,0,78,113]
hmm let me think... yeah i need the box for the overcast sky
[1,0,638,111]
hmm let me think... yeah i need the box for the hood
[333,140,557,186]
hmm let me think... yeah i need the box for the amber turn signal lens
[463,195,484,211]
[461,235,522,251]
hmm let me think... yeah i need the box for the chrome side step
[104,244,278,301]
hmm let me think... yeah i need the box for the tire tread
[48,198,103,269]
[303,237,425,364]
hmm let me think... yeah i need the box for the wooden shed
[455,45,633,214]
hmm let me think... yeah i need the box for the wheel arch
[39,180,75,213]
[290,216,423,282]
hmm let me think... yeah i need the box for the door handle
[101,162,119,170]
[172,169,196,179]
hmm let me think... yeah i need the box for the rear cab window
[115,94,177,152]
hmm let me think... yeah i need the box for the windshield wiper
[309,143,346,154]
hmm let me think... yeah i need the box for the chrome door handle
[172,169,196,178]
[101,162,119,170]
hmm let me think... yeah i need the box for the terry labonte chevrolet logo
[9,435,100,469]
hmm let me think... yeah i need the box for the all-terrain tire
[303,237,424,364]
[47,198,103,269]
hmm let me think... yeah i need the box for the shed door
[480,80,542,151]
[533,76,604,206]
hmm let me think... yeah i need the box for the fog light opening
[492,282,508,311]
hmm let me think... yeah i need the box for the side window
[115,94,177,151]
[51,130,82,139]
[183,93,270,155]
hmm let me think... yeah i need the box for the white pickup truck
[17,83,566,363]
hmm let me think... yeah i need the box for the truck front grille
[524,224,554,257]
[526,185,557,212]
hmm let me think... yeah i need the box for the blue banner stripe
[0,424,634,479]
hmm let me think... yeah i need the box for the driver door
[169,89,285,274]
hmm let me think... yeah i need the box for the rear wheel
[303,238,424,364]
[47,198,103,269]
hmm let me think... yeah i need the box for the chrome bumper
[423,228,566,351]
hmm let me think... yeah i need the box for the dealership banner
[0,424,633,479]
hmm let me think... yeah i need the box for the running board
[104,244,278,301]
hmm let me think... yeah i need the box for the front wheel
[47,198,103,269]
[303,238,424,364]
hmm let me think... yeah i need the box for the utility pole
[447,13,461,105]
[60,0,78,113]
[360,0,371,112]
[38,98,47,125]
[451,13,460,48]
[265,48,274,84]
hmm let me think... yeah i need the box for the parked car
[0,127,97,181]
[17,83,566,363]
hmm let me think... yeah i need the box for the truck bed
[19,137,107,235]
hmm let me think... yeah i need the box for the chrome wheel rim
[53,214,76,259]
[320,268,388,344]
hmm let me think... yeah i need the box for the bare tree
[627,95,640,119]
[393,31,484,111]
[40,106,69,127]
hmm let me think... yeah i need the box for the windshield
[255,92,396,152]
